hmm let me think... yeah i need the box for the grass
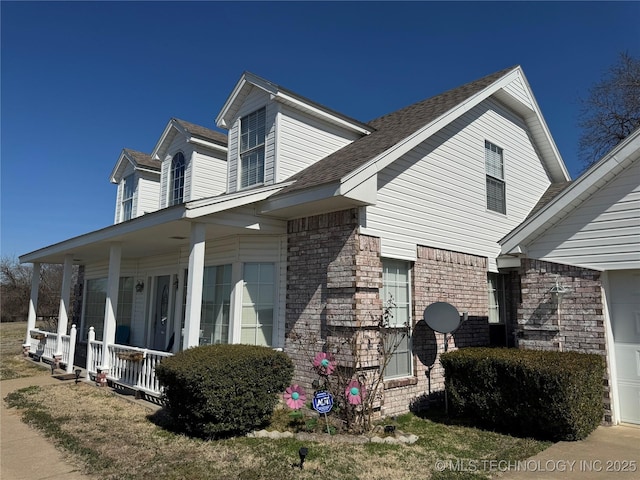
[1,322,552,479]
[0,321,50,380]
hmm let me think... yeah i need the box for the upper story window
[122,175,134,221]
[381,259,412,379]
[171,152,186,205]
[485,141,506,214]
[239,107,266,189]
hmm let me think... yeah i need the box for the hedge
[156,344,293,439]
[440,348,604,441]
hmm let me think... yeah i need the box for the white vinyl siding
[190,149,227,200]
[527,158,640,270]
[502,76,534,110]
[137,172,160,215]
[277,104,361,181]
[381,259,412,379]
[363,97,551,271]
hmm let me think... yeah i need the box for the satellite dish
[424,302,461,334]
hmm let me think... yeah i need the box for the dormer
[110,149,161,224]
[151,118,228,208]
[216,72,373,194]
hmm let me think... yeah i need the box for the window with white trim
[381,259,412,379]
[239,108,266,188]
[122,175,134,221]
[488,273,505,324]
[170,152,185,205]
[485,140,505,214]
[82,277,133,341]
[241,263,274,346]
[200,264,232,345]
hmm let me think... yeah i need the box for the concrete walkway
[1,375,94,480]
[503,423,640,479]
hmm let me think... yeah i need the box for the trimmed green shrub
[440,348,604,441]
[156,344,293,439]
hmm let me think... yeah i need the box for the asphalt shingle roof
[275,66,518,196]
[525,181,573,219]
[174,118,228,147]
[123,148,159,170]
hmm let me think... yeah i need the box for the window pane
[486,177,506,213]
[241,263,274,346]
[200,264,232,345]
[381,259,412,378]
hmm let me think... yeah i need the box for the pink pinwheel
[284,384,306,410]
[313,352,336,375]
[345,379,366,405]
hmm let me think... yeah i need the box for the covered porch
[20,191,288,397]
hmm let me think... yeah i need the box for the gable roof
[216,71,372,135]
[500,127,640,256]
[110,148,160,183]
[151,118,228,160]
[271,65,569,201]
[173,118,228,147]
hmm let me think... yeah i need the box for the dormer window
[122,175,134,221]
[171,152,186,205]
[239,107,266,188]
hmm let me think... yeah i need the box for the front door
[610,270,640,425]
[152,275,171,351]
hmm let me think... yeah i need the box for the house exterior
[499,128,640,425]
[21,66,572,415]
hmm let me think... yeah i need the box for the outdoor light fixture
[75,369,81,384]
[298,447,308,469]
[135,281,144,293]
[549,275,569,303]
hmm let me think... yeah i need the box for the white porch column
[183,223,206,350]
[24,262,41,349]
[55,254,74,356]
[100,243,121,369]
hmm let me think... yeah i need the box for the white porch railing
[85,327,172,396]
[28,325,77,373]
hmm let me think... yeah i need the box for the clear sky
[1,1,639,261]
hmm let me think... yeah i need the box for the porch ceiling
[19,212,286,265]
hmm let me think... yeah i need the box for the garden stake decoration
[284,385,307,410]
[345,379,366,405]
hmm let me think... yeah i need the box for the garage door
[609,270,640,425]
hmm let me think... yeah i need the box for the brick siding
[517,258,611,423]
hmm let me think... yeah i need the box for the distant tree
[578,52,640,168]
[0,256,68,324]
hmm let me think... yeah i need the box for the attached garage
[607,270,640,424]
[500,128,640,425]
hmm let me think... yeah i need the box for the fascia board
[150,120,177,160]
[259,183,340,214]
[185,183,293,218]
[341,70,521,187]
[273,91,372,135]
[135,166,161,176]
[517,69,570,182]
[216,73,276,128]
[187,136,228,153]
[500,130,640,254]
[109,151,129,183]
[19,206,186,264]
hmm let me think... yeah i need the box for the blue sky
[2,1,639,260]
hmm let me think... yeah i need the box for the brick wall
[517,258,611,422]
[285,209,491,417]
[384,246,490,417]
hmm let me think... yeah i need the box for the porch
[26,324,172,397]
